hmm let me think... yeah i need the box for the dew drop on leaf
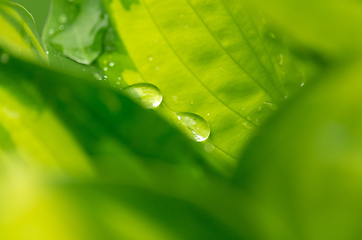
[58,14,68,24]
[121,83,163,109]
[176,112,211,142]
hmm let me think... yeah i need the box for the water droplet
[116,82,120,85]
[204,143,214,153]
[258,106,263,112]
[103,67,108,71]
[301,82,305,87]
[206,113,210,116]
[118,77,122,80]
[279,54,284,65]
[148,56,154,61]
[59,25,64,31]
[264,101,278,111]
[269,32,276,39]
[49,29,54,35]
[58,14,68,24]
[94,73,102,80]
[177,112,210,142]
[242,122,253,130]
[1,53,10,64]
[109,62,115,67]
[82,68,86,71]
[121,83,162,109]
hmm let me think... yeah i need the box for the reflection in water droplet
[121,83,162,109]
[58,14,68,24]
[0,53,10,64]
[177,112,210,142]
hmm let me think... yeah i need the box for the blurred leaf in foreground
[233,62,362,240]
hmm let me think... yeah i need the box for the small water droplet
[49,29,55,35]
[242,122,253,130]
[269,32,276,39]
[301,82,305,87]
[177,112,210,142]
[1,53,10,64]
[116,82,120,85]
[279,54,284,65]
[264,101,278,111]
[118,77,122,80]
[103,67,108,71]
[104,75,108,79]
[258,106,263,112]
[58,14,68,24]
[45,51,49,55]
[94,73,102,80]
[204,143,214,153]
[59,25,64,31]
[206,113,210,116]
[109,62,115,67]
[82,68,86,71]
[148,56,154,61]
[121,83,162,109]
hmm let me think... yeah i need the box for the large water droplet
[177,112,210,142]
[121,83,162,109]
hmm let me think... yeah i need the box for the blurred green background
[14,0,50,33]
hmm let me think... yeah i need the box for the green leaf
[0,1,46,63]
[43,0,109,65]
[233,62,362,240]
[99,0,316,172]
